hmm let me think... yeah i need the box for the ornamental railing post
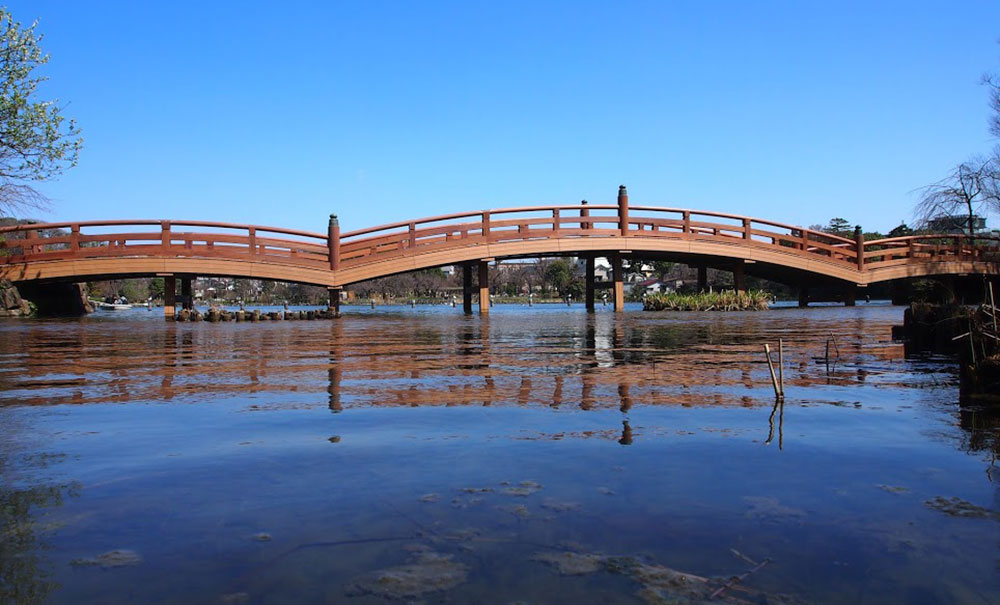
[580,200,590,230]
[855,225,864,271]
[617,185,629,236]
[328,214,340,271]
[69,224,80,255]
[482,211,491,241]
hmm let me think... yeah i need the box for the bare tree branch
[915,156,1000,242]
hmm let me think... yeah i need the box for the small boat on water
[95,296,133,311]
[98,302,133,311]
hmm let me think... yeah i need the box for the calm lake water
[1,303,998,604]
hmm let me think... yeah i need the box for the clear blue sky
[8,1,1000,234]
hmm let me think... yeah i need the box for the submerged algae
[533,549,792,604]
[345,549,468,600]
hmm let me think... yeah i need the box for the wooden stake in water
[778,338,784,396]
[763,344,782,400]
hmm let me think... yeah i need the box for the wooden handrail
[0,219,326,240]
[3,203,998,283]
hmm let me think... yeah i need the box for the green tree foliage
[824,218,853,238]
[0,9,81,216]
[148,277,165,300]
[650,260,675,278]
[888,222,913,238]
[543,259,572,293]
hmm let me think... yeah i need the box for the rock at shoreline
[15,281,93,316]
[0,279,32,317]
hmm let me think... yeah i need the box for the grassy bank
[643,290,772,311]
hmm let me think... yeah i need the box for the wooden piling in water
[778,338,784,395]
[763,343,784,400]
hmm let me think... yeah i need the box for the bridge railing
[337,203,862,268]
[4,208,997,280]
[0,220,330,270]
[862,234,1000,269]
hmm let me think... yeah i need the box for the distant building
[573,257,611,281]
[637,278,669,295]
[927,214,987,234]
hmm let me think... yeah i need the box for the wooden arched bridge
[1,186,998,315]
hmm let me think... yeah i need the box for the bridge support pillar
[732,262,745,294]
[697,266,707,292]
[798,287,809,308]
[844,285,857,307]
[163,275,176,320]
[329,287,342,317]
[462,264,473,315]
[585,256,596,312]
[612,253,624,312]
[478,260,490,314]
[181,277,193,310]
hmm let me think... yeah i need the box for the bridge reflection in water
[0,309,907,428]
[2,186,997,316]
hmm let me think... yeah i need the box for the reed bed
[643,290,772,312]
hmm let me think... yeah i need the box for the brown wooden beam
[612,253,624,312]
[163,275,176,320]
[478,260,490,314]
[733,262,745,294]
[181,277,193,310]
[617,186,629,236]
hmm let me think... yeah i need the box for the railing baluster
[552,208,560,235]
[408,222,416,249]
[161,220,171,249]
[482,211,491,242]
[743,218,751,240]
